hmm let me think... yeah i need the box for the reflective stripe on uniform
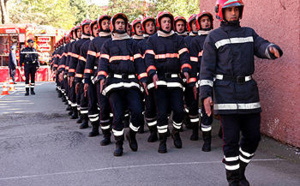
[147,81,183,89]
[157,125,168,133]
[215,36,254,49]
[214,102,261,110]
[112,129,124,136]
[129,123,140,132]
[173,121,182,129]
[199,80,214,87]
[225,164,240,171]
[102,82,140,96]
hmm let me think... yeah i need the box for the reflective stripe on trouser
[88,83,100,123]
[145,89,157,127]
[223,156,240,171]
[154,87,184,131]
[69,80,77,107]
[201,104,213,131]
[24,64,36,87]
[220,114,261,170]
[108,88,144,136]
[97,83,112,130]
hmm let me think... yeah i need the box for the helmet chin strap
[160,28,171,34]
[115,30,126,34]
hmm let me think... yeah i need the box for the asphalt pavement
[0,82,299,186]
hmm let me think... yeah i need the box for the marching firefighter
[131,19,144,42]
[20,39,40,96]
[68,25,82,120]
[189,11,214,151]
[200,0,283,185]
[138,16,158,142]
[85,15,112,143]
[174,16,188,37]
[145,11,191,153]
[74,19,93,130]
[98,13,148,156]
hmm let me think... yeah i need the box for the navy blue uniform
[97,33,147,138]
[20,46,39,91]
[200,22,282,172]
[145,30,191,135]
[85,33,111,130]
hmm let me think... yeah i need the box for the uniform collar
[132,34,144,40]
[111,33,131,41]
[81,34,90,39]
[198,30,211,36]
[176,31,188,36]
[99,32,111,37]
[189,32,197,36]
[157,30,175,37]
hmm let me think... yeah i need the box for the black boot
[114,135,124,156]
[100,129,111,146]
[123,114,130,128]
[25,88,29,96]
[30,88,35,95]
[79,114,89,129]
[126,129,138,151]
[68,109,73,116]
[190,121,199,141]
[66,105,72,111]
[226,169,240,186]
[171,129,182,148]
[147,125,158,143]
[58,90,62,98]
[218,126,223,139]
[70,107,78,119]
[88,121,100,137]
[184,113,193,129]
[202,131,212,152]
[76,114,83,124]
[158,133,167,153]
[62,95,66,102]
[239,161,250,186]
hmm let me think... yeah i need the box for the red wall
[199,0,300,147]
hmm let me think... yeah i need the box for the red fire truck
[0,24,65,82]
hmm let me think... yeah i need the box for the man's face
[161,17,172,33]
[28,42,34,47]
[83,25,90,35]
[175,20,185,33]
[92,24,99,37]
[191,20,197,32]
[135,23,143,36]
[101,19,110,31]
[115,18,125,32]
[200,16,211,30]
[145,20,155,35]
[76,29,82,38]
[224,6,240,22]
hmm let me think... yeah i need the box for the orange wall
[199,0,300,147]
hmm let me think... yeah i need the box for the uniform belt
[164,73,179,78]
[110,74,136,79]
[215,74,252,84]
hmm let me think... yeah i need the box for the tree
[0,0,9,24]
[8,0,77,30]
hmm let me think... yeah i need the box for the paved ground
[0,82,299,186]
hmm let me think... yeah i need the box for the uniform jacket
[145,30,191,90]
[84,33,111,84]
[68,37,90,77]
[75,39,91,83]
[20,47,39,67]
[200,22,283,114]
[97,33,147,96]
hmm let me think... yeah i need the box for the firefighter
[174,16,188,37]
[20,39,40,96]
[189,11,214,151]
[98,13,148,156]
[200,1,283,185]
[58,32,74,114]
[68,25,83,120]
[86,15,112,142]
[182,14,199,136]
[131,19,144,41]
[74,19,93,130]
[145,11,191,153]
[138,16,158,142]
